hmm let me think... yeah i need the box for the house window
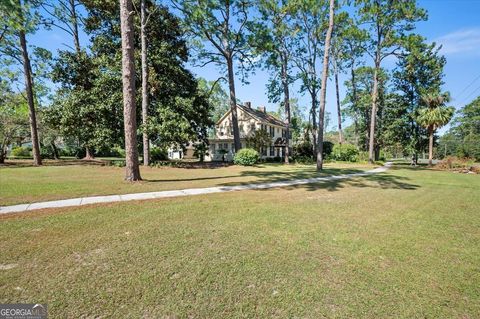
[269,126,275,137]
[223,143,228,151]
[270,146,275,156]
[212,144,216,154]
[261,147,267,156]
[231,143,235,153]
[251,123,256,131]
[282,129,286,138]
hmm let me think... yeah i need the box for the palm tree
[417,92,454,166]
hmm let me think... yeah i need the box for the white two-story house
[205,102,292,161]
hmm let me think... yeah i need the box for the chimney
[257,106,266,113]
[245,101,251,108]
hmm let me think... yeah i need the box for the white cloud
[434,28,480,55]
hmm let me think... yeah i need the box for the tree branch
[207,76,226,97]
[0,25,7,42]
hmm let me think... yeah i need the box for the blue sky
[28,0,480,133]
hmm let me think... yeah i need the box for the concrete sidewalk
[0,163,392,215]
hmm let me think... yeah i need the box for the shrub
[378,150,391,162]
[59,146,85,158]
[109,160,126,167]
[265,156,283,163]
[109,146,126,158]
[294,141,333,160]
[323,141,334,157]
[294,141,314,158]
[331,144,359,162]
[150,147,168,162]
[358,151,369,162]
[40,147,56,159]
[11,146,31,157]
[234,148,259,166]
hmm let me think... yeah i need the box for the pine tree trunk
[227,56,241,152]
[350,66,361,147]
[281,52,291,164]
[368,60,379,164]
[428,127,434,167]
[141,0,149,166]
[70,0,93,161]
[69,0,81,53]
[311,95,317,156]
[19,27,42,166]
[120,0,141,181]
[316,0,335,171]
[334,62,343,144]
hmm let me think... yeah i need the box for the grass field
[0,160,372,206]
[0,164,479,318]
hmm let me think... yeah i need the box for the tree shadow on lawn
[219,169,419,192]
[290,173,419,192]
[142,167,366,184]
[0,159,232,169]
[144,174,242,183]
[389,162,433,172]
[0,159,108,168]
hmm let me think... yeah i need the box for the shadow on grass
[218,167,419,192]
[0,159,108,168]
[286,173,419,192]
[143,167,367,184]
[144,175,242,183]
[389,162,432,171]
[1,159,238,170]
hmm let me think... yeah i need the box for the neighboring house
[205,102,291,162]
[167,142,196,160]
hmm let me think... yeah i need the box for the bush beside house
[331,144,359,162]
[234,148,259,166]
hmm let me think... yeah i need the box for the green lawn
[0,160,372,206]
[0,164,479,318]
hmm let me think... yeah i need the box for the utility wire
[461,84,480,105]
[455,73,480,101]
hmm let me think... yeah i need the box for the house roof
[216,104,287,128]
